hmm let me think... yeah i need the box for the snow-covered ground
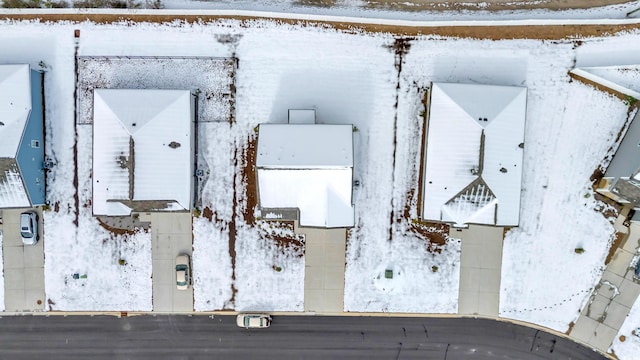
[1,16,639,357]
[500,82,630,331]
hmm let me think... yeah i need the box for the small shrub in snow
[44,0,68,7]
[145,0,162,8]
[1,0,42,7]
[624,95,638,106]
[73,0,140,8]
[574,247,585,254]
[431,266,439,273]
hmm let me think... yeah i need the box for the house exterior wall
[16,69,45,206]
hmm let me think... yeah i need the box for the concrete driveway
[0,208,45,312]
[295,222,347,314]
[141,212,194,313]
[454,224,504,316]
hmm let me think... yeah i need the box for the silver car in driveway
[175,254,191,290]
[20,211,39,245]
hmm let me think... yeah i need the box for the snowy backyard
[1,13,640,358]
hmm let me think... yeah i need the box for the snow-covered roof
[422,83,527,227]
[92,89,194,216]
[0,64,33,208]
[0,64,31,158]
[257,124,353,168]
[570,66,640,101]
[256,124,354,228]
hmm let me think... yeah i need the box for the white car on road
[236,314,271,329]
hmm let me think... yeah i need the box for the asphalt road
[0,315,604,360]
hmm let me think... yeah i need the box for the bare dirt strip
[0,13,639,40]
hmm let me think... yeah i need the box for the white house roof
[92,89,193,216]
[570,66,640,100]
[0,64,31,158]
[256,124,353,168]
[422,83,527,227]
[256,124,354,228]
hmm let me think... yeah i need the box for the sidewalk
[570,215,640,353]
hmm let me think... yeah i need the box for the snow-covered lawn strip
[501,80,631,332]
[14,20,156,311]
[341,32,461,313]
[44,125,152,311]
[193,123,234,311]
[233,221,305,311]
[0,22,133,311]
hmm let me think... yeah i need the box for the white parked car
[20,211,39,245]
[236,314,271,329]
[175,254,191,290]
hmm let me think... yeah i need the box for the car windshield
[21,231,33,238]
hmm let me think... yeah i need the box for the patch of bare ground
[258,220,305,257]
[409,220,450,253]
[590,166,606,190]
[387,37,412,240]
[47,298,55,311]
[415,87,429,216]
[241,134,258,225]
[202,206,214,222]
[228,146,240,307]
[565,321,575,335]
[595,192,623,222]
[3,15,640,41]
[96,217,137,236]
[502,226,512,238]
[606,230,629,265]
[72,134,79,226]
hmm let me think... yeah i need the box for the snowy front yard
[0,19,638,351]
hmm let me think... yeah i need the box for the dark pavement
[0,315,605,359]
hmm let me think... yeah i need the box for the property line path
[295,222,346,314]
[453,225,504,316]
[570,214,640,353]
